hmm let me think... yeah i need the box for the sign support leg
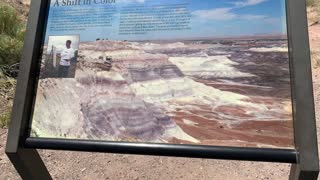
[286,0,319,179]
[6,148,52,180]
[289,164,319,180]
[4,0,51,178]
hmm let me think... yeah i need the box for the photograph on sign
[41,35,80,78]
[30,0,294,148]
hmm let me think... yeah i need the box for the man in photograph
[58,40,75,78]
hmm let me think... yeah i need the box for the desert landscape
[31,37,293,148]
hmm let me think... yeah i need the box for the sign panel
[30,0,293,149]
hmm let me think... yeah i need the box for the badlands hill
[31,39,293,148]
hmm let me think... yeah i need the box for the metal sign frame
[5,0,319,179]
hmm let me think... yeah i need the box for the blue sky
[45,0,287,41]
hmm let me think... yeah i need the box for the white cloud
[117,0,145,3]
[192,0,269,21]
[263,17,281,24]
[233,0,267,7]
[192,8,236,21]
[192,8,270,22]
[241,14,267,20]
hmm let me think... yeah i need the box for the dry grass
[311,50,320,68]
[0,110,11,128]
[307,0,318,7]
[0,2,23,127]
[307,7,320,24]
[0,74,16,128]
[306,0,320,24]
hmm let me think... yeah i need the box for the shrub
[0,2,21,36]
[0,34,23,65]
[0,2,25,66]
[0,2,25,128]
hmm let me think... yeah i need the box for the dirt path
[0,127,292,180]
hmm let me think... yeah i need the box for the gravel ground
[0,128,292,180]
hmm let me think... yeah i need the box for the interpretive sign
[5,0,319,179]
[33,0,294,148]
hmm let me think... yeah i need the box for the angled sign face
[30,0,294,149]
